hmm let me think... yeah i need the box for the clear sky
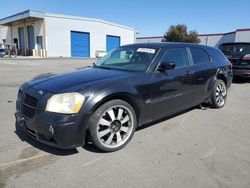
[0,0,249,37]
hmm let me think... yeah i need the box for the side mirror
[158,61,176,71]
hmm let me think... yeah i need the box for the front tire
[211,79,227,108]
[88,99,137,152]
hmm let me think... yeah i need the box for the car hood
[28,67,129,93]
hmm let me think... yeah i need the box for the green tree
[162,24,201,43]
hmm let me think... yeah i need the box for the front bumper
[15,85,90,149]
[15,111,89,149]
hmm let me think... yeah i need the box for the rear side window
[207,47,226,62]
[190,48,210,64]
[161,48,189,68]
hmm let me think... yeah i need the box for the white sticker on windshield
[137,48,156,54]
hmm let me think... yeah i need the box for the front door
[149,47,195,118]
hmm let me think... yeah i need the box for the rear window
[190,48,210,64]
[206,47,226,62]
[0,49,4,52]
[219,43,250,56]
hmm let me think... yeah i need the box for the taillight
[242,54,250,60]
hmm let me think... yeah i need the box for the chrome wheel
[215,81,227,107]
[96,105,134,149]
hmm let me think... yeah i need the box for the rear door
[189,47,216,104]
[149,47,195,118]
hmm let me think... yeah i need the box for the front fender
[81,83,145,124]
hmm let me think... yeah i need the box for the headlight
[46,92,85,114]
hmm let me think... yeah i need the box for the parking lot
[0,58,250,188]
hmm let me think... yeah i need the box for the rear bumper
[15,111,90,149]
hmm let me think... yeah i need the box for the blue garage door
[71,31,90,57]
[106,35,120,52]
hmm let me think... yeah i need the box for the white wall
[198,35,223,47]
[220,33,235,44]
[45,15,136,57]
[0,26,11,43]
[235,31,250,42]
[136,37,163,43]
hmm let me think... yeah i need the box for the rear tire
[88,99,137,152]
[211,79,227,108]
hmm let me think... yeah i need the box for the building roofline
[236,28,250,32]
[45,12,136,31]
[0,10,137,31]
[137,28,250,39]
[0,10,45,25]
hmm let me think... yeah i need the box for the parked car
[15,43,232,152]
[0,48,5,57]
[219,42,250,78]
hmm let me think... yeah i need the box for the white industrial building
[137,28,250,47]
[0,10,136,57]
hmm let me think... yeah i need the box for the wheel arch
[216,73,227,86]
[213,67,228,85]
[87,92,143,128]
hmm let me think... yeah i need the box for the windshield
[94,47,158,72]
[219,44,250,57]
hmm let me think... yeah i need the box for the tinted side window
[190,48,210,64]
[207,47,227,61]
[161,48,189,68]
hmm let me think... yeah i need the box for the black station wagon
[15,43,233,152]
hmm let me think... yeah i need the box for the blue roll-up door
[71,31,90,57]
[106,35,120,52]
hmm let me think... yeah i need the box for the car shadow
[15,121,78,156]
[82,143,103,153]
[232,77,250,84]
